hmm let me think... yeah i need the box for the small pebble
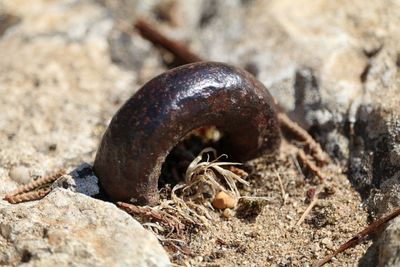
[212,191,237,209]
[311,243,320,252]
[223,208,234,219]
[9,166,31,184]
[321,237,334,250]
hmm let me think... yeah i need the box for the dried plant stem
[292,154,306,179]
[4,169,66,203]
[134,18,203,65]
[295,190,320,226]
[117,201,184,234]
[278,113,329,165]
[275,171,287,205]
[5,188,52,204]
[118,148,249,240]
[297,150,325,182]
[229,166,249,178]
[312,207,400,267]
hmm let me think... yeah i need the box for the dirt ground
[132,138,370,267]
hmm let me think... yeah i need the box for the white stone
[0,189,171,267]
[8,166,30,184]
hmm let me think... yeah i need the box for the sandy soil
[135,140,370,267]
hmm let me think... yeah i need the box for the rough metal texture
[94,62,281,205]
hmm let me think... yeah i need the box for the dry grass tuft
[119,148,250,250]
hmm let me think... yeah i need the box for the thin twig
[297,150,325,182]
[292,154,306,180]
[5,188,52,204]
[229,166,249,178]
[278,113,329,165]
[117,201,184,234]
[295,189,320,226]
[274,170,287,205]
[312,206,400,267]
[4,169,66,201]
[134,18,203,65]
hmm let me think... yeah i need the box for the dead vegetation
[117,147,253,253]
[3,169,66,204]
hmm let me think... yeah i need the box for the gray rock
[0,189,171,267]
[350,88,400,212]
[50,163,100,196]
[350,87,400,266]
[378,217,400,267]
[67,163,100,196]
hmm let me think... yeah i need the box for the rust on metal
[93,62,281,205]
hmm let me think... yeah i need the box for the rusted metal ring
[93,62,281,205]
